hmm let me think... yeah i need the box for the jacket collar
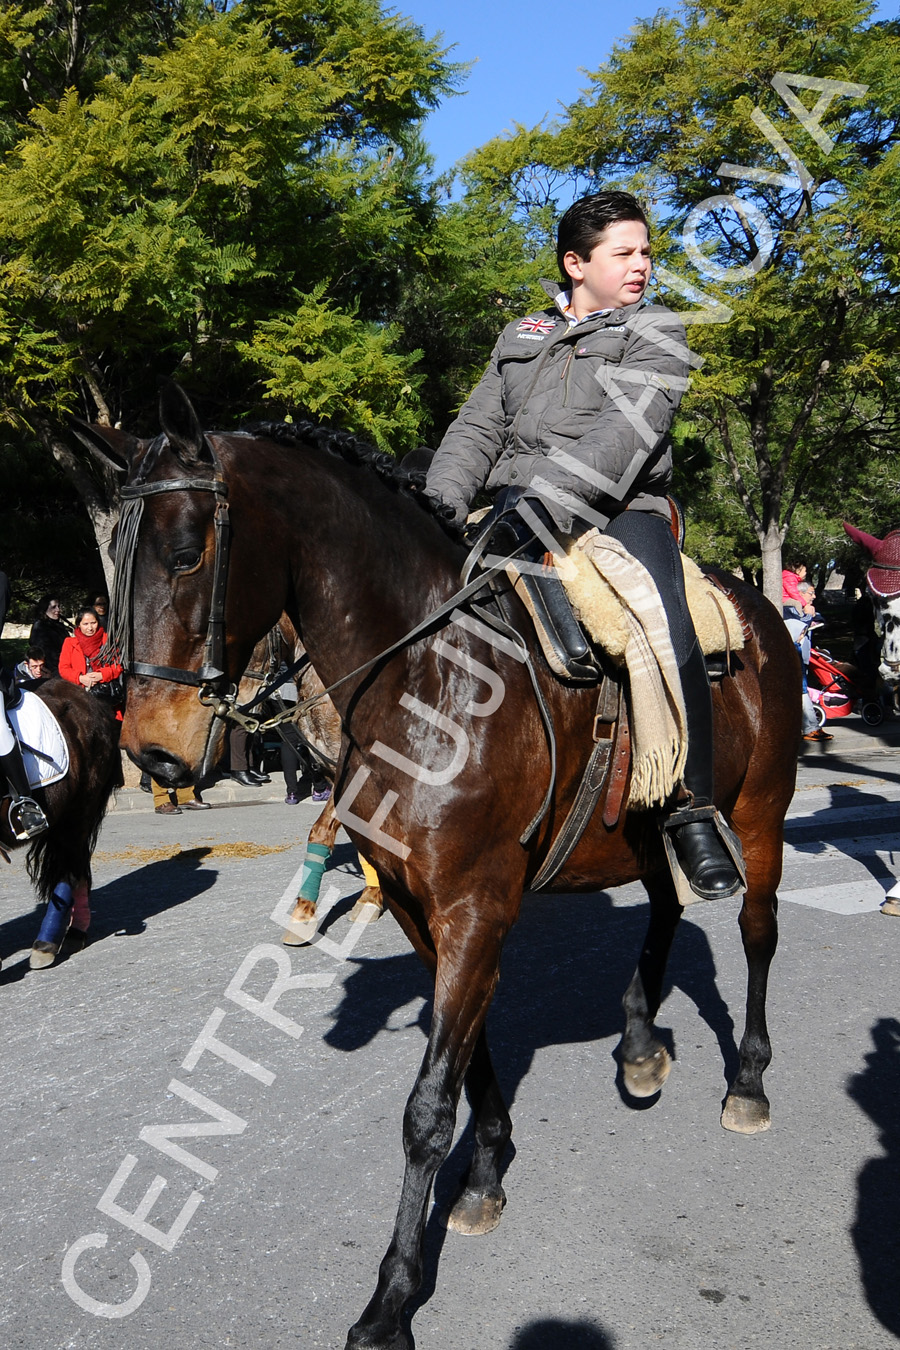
[538,278,647,329]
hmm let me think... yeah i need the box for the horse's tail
[25,705,122,904]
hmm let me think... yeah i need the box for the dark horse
[0,681,121,969]
[80,385,799,1350]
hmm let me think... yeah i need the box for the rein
[114,443,557,843]
[199,556,530,731]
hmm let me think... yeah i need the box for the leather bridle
[110,436,232,693]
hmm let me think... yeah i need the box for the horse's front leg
[282,798,341,944]
[346,921,506,1350]
[721,833,779,1134]
[619,870,682,1097]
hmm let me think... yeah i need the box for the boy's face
[562,219,651,317]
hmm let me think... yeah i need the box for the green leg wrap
[297,841,331,903]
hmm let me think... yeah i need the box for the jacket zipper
[560,346,575,405]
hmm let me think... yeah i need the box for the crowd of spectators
[2,584,333,819]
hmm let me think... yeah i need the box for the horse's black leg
[620,871,682,1097]
[720,847,779,1134]
[444,1026,511,1235]
[346,924,506,1350]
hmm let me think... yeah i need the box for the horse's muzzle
[134,745,195,788]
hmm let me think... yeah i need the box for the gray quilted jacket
[426,280,691,533]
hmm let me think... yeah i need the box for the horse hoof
[721,1094,771,1134]
[281,920,316,946]
[881,899,900,917]
[345,1326,411,1350]
[282,900,317,945]
[623,1047,671,1098]
[349,899,383,924]
[63,928,88,952]
[443,1187,506,1236]
[29,941,59,970]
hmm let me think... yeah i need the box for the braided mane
[236,420,457,531]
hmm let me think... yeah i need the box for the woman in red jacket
[59,607,122,691]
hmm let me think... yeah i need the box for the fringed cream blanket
[564,535,745,662]
[559,529,686,808]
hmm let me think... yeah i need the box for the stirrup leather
[509,560,599,683]
[661,803,747,907]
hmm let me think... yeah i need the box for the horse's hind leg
[620,872,682,1097]
[721,832,780,1135]
[348,854,385,924]
[444,1026,512,1235]
[30,876,76,969]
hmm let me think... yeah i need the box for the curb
[108,783,331,813]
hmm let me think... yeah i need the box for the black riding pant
[601,511,697,668]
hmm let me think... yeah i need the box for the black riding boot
[664,641,742,900]
[1,740,49,841]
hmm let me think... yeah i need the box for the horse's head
[73,383,285,785]
[844,520,900,683]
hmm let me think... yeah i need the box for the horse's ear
[70,419,135,474]
[159,380,213,466]
[843,521,883,557]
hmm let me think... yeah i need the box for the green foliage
[238,284,424,450]
[0,0,461,443]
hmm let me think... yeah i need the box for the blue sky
[397,0,898,175]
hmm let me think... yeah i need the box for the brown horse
[236,617,384,935]
[1,681,122,970]
[80,384,799,1350]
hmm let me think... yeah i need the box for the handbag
[86,656,126,710]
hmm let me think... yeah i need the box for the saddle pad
[563,537,745,663]
[7,691,70,789]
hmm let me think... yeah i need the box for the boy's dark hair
[556,191,649,278]
[26,646,46,662]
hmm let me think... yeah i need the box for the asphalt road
[1,721,899,1350]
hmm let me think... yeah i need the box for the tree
[0,0,461,582]
[452,0,900,601]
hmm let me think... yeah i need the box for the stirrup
[8,795,49,841]
[661,803,746,906]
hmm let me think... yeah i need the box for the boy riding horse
[425,190,740,902]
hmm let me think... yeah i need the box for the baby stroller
[806,643,884,727]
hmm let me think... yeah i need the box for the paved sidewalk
[108,774,330,811]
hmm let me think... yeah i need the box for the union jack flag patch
[517,316,556,335]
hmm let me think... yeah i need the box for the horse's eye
[171,548,202,573]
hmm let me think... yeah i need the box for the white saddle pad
[7,690,70,789]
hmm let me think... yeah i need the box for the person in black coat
[29,595,71,677]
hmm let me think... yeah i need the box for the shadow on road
[326,890,738,1102]
[800,749,900,788]
[327,888,739,1330]
[508,1320,617,1348]
[0,849,218,982]
[788,782,900,889]
[848,1016,900,1340]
